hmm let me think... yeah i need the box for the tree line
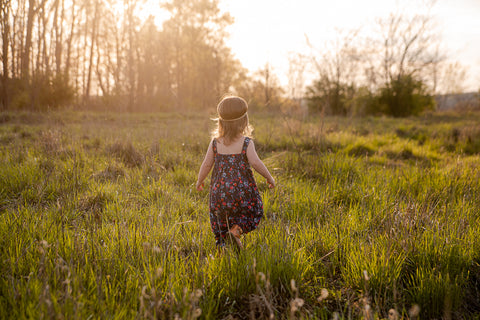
[0,0,475,115]
[0,0,256,111]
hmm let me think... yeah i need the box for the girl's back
[215,136,245,154]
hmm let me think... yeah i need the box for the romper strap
[212,138,217,155]
[241,137,250,155]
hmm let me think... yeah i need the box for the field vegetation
[1,110,480,319]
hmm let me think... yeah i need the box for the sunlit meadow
[1,110,479,319]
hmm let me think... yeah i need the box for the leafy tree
[377,75,435,117]
[161,0,239,110]
[306,76,355,116]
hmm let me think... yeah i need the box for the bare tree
[52,0,65,75]
[286,52,308,100]
[261,62,272,106]
[306,29,363,115]
[1,0,11,108]
[374,3,444,92]
[64,0,77,81]
[438,62,467,95]
[85,0,99,103]
[23,0,47,80]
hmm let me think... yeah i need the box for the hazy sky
[142,0,480,92]
[218,0,480,92]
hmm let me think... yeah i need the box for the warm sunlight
[2,0,480,318]
[136,0,172,28]
[115,0,479,91]
[218,0,480,90]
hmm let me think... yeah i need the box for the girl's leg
[230,225,243,237]
[226,225,243,251]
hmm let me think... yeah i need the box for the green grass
[1,110,480,319]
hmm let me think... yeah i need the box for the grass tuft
[107,141,144,167]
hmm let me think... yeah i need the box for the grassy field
[1,110,479,319]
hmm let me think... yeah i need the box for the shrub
[5,75,75,111]
[107,141,144,167]
[377,75,435,117]
[306,76,355,116]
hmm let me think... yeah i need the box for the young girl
[196,96,275,250]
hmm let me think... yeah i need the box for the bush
[306,76,355,116]
[377,75,435,117]
[306,75,435,117]
[1,75,75,111]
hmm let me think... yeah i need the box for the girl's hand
[196,182,204,191]
[268,178,275,189]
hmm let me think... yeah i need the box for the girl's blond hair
[212,96,253,145]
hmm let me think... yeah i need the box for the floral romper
[209,137,264,246]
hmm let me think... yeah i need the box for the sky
[218,0,480,92]
[141,0,480,92]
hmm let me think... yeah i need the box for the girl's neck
[220,134,243,147]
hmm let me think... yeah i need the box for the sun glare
[107,0,480,91]
[137,0,172,28]
[110,0,171,28]
[221,0,480,91]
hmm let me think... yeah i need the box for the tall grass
[0,110,479,319]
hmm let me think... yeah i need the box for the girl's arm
[196,140,215,191]
[246,140,275,188]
